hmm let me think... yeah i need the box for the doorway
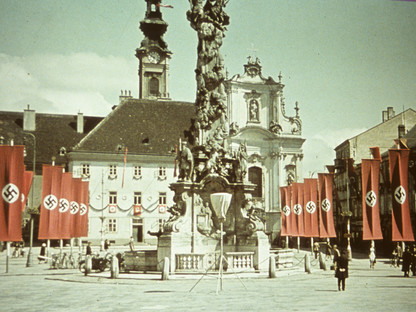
[132,218,143,243]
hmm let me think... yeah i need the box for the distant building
[333,107,416,252]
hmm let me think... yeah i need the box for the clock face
[148,51,160,64]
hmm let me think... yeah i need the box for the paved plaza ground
[0,247,415,312]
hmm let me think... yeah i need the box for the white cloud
[302,127,367,177]
[0,53,137,116]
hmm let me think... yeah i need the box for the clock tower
[136,0,172,100]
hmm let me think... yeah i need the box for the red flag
[58,172,73,239]
[370,146,381,160]
[389,148,414,242]
[291,183,304,237]
[22,170,34,211]
[0,145,25,241]
[304,178,319,237]
[318,173,336,238]
[38,165,63,240]
[280,186,292,236]
[157,3,173,8]
[134,204,142,216]
[70,178,82,238]
[79,180,89,237]
[361,159,383,240]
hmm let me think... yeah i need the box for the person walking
[335,248,349,291]
[104,239,110,251]
[86,242,92,256]
[129,236,135,252]
[369,246,376,269]
[402,246,412,277]
[313,242,320,259]
[38,243,46,263]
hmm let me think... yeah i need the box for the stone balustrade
[225,252,255,272]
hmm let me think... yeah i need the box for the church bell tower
[136,0,172,100]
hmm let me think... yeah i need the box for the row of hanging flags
[0,144,89,242]
[38,164,89,240]
[281,146,414,242]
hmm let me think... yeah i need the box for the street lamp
[341,210,353,260]
[24,132,36,267]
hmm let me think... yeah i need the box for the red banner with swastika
[389,148,414,242]
[304,178,319,237]
[318,173,336,238]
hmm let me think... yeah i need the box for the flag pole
[5,242,10,273]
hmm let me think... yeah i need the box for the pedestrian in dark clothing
[86,242,92,256]
[402,246,412,277]
[104,239,110,251]
[411,246,416,276]
[335,249,349,291]
[38,243,46,263]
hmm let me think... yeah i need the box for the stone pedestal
[157,232,192,272]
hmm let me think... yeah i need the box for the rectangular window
[134,192,142,205]
[159,166,166,177]
[82,164,90,176]
[109,165,117,176]
[107,219,117,233]
[159,192,167,205]
[109,191,117,205]
[134,166,142,176]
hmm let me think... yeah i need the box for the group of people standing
[394,243,416,277]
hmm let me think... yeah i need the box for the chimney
[119,89,133,104]
[77,112,84,134]
[23,105,36,131]
[398,124,405,138]
[387,107,395,120]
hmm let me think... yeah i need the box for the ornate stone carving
[187,0,230,146]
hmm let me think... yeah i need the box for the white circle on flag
[80,203,87,216]
[294,204,302,215]
[282,205,291,216]
[306,201,316,214]
[43,194,58,210]
[21,193,25,203]
[2,183,20,204]
[394,186,406,205]
[70,201,80,214]
[321,198,331,212]
[365,191,377,208]
[59,198,70,213]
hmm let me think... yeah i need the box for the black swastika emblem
[365,191,377,208]
[306,201,316,214]
[80,204,87,215]
[394,186,406,205]
[70,201,79,214]
[2,183,19,204]
[321,198,331,212]
[59,198,70,213]
[294,204,302,215]
[43,195,58,210]
[282,205,291,216]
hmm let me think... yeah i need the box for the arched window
[248,166,262,198]
[149,77,159,96]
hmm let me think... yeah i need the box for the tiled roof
[74,99,196,155]
[0,111,102,173]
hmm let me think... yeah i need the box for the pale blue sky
[1,0,415,176]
